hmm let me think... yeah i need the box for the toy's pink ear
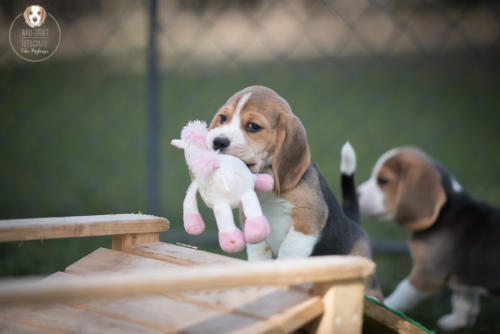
[181,120,208,148]
[171,139,185,149]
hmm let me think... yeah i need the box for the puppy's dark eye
[377,177,389,186]
[29,11,32,15]
[219,114,227,124]
[246,122,262,133]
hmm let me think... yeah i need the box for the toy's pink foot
[254,174,274,192]
[219,229,245,253]
[184,213,205,235]
[244,216,271,244]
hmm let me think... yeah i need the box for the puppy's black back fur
[311,163,367,256]
[413,162,500,295]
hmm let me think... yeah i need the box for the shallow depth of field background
[1,1,499,332]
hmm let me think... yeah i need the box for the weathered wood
[0,300,165,334]
[363,298,429,334]
[312,279,366,334]
[67,247,323,332]
[0,249,374,305]
[112,233,160,251]
[126,242,240,265]
[0,214,169,242]
[0,314,59,334]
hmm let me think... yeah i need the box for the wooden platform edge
[0,214,169,242]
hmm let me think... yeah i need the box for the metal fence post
[146,0,160,215]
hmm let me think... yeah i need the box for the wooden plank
[55,271,277,334]
[112,233,160,251]
[126,242,241,265]
[0,302,166,334]
[312,279,366,334]
[66,248,179,275]
[67,247,323,330]
[0,214,169,242]
[363,298,429,334]
[0,314,58,334]
[0,249,374,304]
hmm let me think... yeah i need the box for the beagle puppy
[24,5,47,28]
[358,147,500,331]
[206,85,382,299]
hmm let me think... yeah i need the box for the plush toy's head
[171,120,208,150]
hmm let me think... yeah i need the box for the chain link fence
[1,0,500,241]
[1,0,499,236]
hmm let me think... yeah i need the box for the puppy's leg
[183,181,205,235]
[385,278,431,312]
[437,284,481,331]
[247,241,273,261]
[277,228,317,259]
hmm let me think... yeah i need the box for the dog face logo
[23,5,47,28]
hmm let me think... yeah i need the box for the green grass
[1,53,499,332]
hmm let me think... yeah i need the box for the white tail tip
[341,141,356,175]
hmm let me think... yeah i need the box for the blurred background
[0,0,499,332]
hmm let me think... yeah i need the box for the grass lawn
[0,52,499,332]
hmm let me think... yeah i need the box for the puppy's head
[206,86,310,194]
[24,5,47,28]
[358,147,446,231]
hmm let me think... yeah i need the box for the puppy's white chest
[257,192,293,256]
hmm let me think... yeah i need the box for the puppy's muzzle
[32,17,38,22]
[213,136,230,151]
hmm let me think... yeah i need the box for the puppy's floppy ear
[395,156,446,231]
[40,7,47,24]
[272,113,311,194]
[23,6,30,24]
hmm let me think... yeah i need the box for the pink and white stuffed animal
[171,120,273,253]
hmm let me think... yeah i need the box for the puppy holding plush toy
[171,120,273,253]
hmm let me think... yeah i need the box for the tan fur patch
[408,237,449,292]
[281,165,327,235]
[377,148,446,231]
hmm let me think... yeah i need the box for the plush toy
[171,120,273,253]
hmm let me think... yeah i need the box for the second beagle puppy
[358,147,500,331]
[206,85,382,299]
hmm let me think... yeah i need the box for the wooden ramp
[0,214,432,333]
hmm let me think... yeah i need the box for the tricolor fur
[358,146,500,330]
[207,85,382,299]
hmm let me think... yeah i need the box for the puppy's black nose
[33,17,38,22]
[213,137,230,151]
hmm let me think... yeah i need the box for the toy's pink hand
[254,174,274,192]
[184,213,205,235]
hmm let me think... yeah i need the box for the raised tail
[340,142,360,223]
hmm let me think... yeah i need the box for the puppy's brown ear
[395,155,446,231]
[272,113,311,194]
[23,7,30,24]
[40,7,47,24]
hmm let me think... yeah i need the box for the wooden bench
[0,214,428,334]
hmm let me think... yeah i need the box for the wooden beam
[0,255,374,305]
[112,233,160,251]
[0,214,169,242]
[312,279,366,334]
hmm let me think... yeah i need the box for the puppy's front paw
[437,313,471,331]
